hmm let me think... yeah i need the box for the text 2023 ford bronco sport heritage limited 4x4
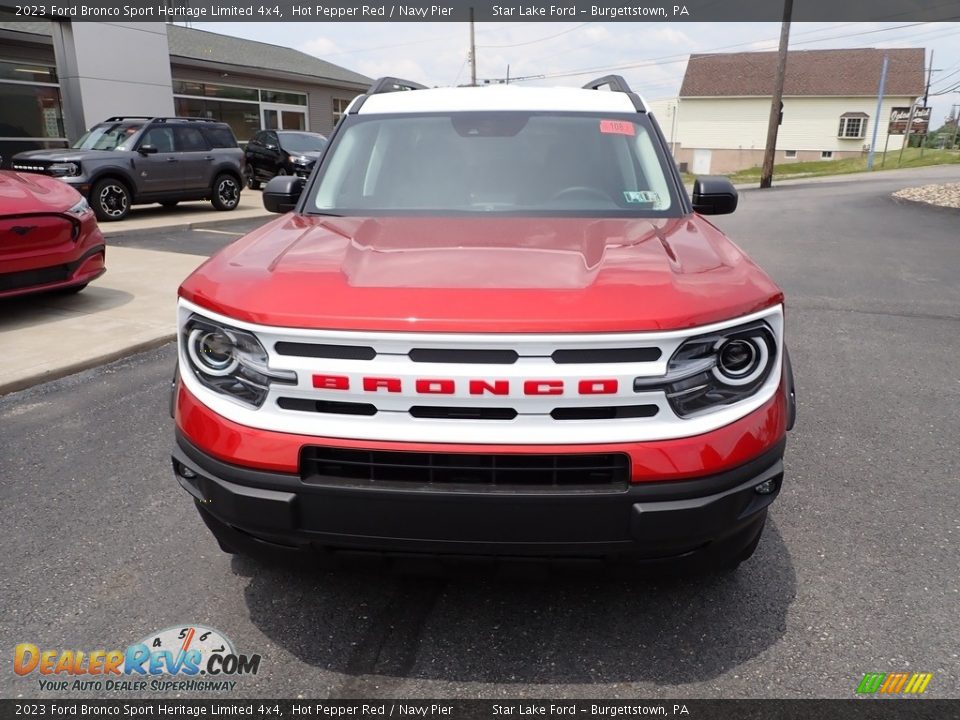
[171,76,796,571]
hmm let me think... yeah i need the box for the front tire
[244,166,260,190]
[211,174,241,211]
[90,178,131,221]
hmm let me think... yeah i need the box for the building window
[821,151,833,159]
[261,90,307,106]
[784,150,797,158]
[174,97,260,143]
[172,80,258,102]
[173,80,310,142]
[0,60,67,167]
[838,114,868,139]
[332,98,351,127]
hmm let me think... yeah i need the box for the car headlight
[288,154,309,165]
[49,162,81,177]
[634,321,777,417]
[182,315,297,408]
[66,197,91,217]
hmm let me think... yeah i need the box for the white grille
[178,299,783,445]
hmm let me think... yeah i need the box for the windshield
[279,132,327,154]
[309,112,679,216]
[72,122,144,151]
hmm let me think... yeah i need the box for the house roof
[679,48,925,98]
[0,17,371,89]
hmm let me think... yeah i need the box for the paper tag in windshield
[624,191,659,205]
[599,120,635,136]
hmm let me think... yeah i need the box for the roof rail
[582,75,646,112]
[350,76,427,115]
[103,116,218,124]
[367,76,427,95]
[151,117,217,123]
[583,75,633,93]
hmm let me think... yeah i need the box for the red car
[0,169,105,298]
[171,77,796,571]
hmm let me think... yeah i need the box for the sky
[190,21,960,126]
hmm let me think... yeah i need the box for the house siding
[674,95,916,171]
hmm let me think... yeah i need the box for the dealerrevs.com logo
[14,625,261,692]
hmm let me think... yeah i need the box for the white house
[662,48,925,174]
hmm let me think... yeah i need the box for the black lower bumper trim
[173,431,785,564]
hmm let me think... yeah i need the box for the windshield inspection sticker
[624,191,660,205]
[599,120,636,136]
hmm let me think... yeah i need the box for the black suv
[12,117,244,221]
[243,130,327,189]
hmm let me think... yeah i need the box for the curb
[0,334,175,397]
[890,195,960,214]
[100,211,272,238]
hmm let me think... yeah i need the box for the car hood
[13,148,117,163]
[0,170,81,215]
[180,214,783,333]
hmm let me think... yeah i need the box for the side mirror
[263,175,305,213]
[264,143,278,151]
[692,176,738,215]
[138,145,158,156]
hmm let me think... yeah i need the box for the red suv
[0,168,105,299]
[171,77,796,571]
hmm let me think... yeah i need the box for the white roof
[357,85,646,115]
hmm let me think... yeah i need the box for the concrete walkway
[98,190,270,236]
[0,246,206,394]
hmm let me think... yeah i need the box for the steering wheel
[549,186,611,203]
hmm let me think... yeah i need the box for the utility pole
[759,0,793,189]
[920,50,934,158]
[469,8,477,87]
[867,54,888,171]
[950,104,960,149]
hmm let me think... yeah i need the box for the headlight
[288,154,309,165]
[634,321,777,417]
[181,315,296,408]
[66,197,91,217]
[49,162,81,177]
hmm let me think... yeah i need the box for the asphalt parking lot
[2,167,959,699]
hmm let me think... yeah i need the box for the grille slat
[551,347,661,364]
[274,342,376,360]
[409,405,517,420]
[551,404,659,420]
[408,348,519,364]
[301,448,630,490]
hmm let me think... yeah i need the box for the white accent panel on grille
[178,299,783,445]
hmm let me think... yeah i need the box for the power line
[514,21,958,85]
[477,22,592,49]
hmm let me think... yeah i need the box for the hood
[0,170,82,215]
[13,148,115,163]
[180,214,783,333]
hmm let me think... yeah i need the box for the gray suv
[12,116,244,221]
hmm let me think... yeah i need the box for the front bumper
[172,428,784,564]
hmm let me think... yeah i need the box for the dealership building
[0,17,371,165]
